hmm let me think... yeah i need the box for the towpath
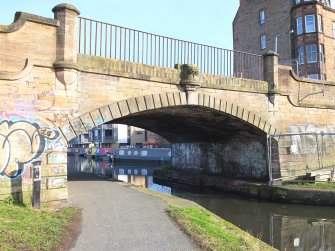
[68,171,200,251]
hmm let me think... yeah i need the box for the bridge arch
[59,92,278,143]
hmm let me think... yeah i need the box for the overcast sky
[0,0,239,49]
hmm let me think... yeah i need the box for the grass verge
[129,185,275,251]
[0,202,79,251]
[167,206,275,251]
[283,181,335,189]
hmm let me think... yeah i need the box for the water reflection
[68,155,163,188]
[68,156,335,250]
[167,185,335,251]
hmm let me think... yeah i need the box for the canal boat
[93,147,114,161]
[84,146,97,158]
[113,147,171,163]
[67,147,79,156]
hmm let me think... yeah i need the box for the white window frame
[259,10,265,25]
[318,15,323,32]
[319,44,325,62]
[307,44,318,63]
[305,15,316,33]
[260,35,266,50]
[298,46,304,65]
[297,17,303,35]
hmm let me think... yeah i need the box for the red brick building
[233,0,335,81]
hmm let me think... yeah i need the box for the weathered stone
[2,3,335,207]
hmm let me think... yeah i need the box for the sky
[0,0,239,50]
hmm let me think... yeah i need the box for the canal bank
[67,162,274,250]
[127,184,275,251]
[68,156,335,250]
[68,172,200,251]
[154,168,335,206]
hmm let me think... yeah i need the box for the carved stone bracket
[54,61,79,87]
[176,64,201,104]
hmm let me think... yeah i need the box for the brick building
[233,0,335,81]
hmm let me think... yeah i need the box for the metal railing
[268,132,335,183]
[78,17,264,80]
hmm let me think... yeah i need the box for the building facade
[233,0,335,80]
[68,124,170,148]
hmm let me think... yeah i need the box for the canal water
[68,156,335,251]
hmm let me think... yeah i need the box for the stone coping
[52,3,80,15]
[154,168,335,206]
[0,12,59,33]
[289,68,335,86]
[75,54,269,94]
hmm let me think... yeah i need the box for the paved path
[68,172,200,251]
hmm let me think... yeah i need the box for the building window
[308,74,319,80]
[323,0,335,8]
[298,46,304,64]
[305,15,316,33]
[259,10,265,25]
[319,44,325,62]
[260,35,266,49]
[296,17,303,35]
[296,0,301,4]
[333,22,335,38]
[318,15,323,32]
[307,44,317,63]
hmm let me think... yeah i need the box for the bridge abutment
[172,140,268,180]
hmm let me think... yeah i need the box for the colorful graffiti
[0,120,59,179]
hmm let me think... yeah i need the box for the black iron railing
[78,17,264,80]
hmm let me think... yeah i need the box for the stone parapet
[0,12,59,33]
[76,54,180,85]
[277,65,335,109]
[202,74,268,93]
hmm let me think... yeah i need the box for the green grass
[284,181,335,189]
[0,202,78,251]
[167,206,275,251]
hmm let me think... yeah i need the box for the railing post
[263,51,279,104]
[52,3,80,86]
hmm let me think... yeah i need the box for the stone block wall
[2,3,335,207]
[172,141,268,180]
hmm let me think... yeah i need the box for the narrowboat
[93,148,114,160]
[113,147,171,163]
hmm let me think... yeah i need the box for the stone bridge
[1,4,335,207]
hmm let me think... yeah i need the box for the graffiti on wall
[289,124,335,155]
[222,141,267,178]
[46,110,77,127]
[172,141,267,179]
[0,120,60,179]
